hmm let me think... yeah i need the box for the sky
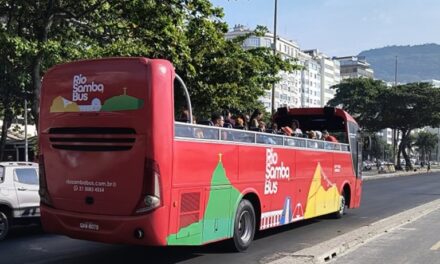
[210,0,440,56]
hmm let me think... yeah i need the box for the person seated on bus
[258,121,266,132]
[249,109,263,130]
[281,126,293,136]
[269,122,280,134]
[210,113,224,127]
[315,130,322,140]
[222,110,234,128]
[290,119,303,137]
[306,131,320,148]
[234,117,246,130]
[194,128,204,139]
[322,130,338,142]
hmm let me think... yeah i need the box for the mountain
[358,43,440,83]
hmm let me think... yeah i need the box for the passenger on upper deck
[210,113,224,127]
[249,109,263,130]
[290,119,303,137]
[281,126,293,136]
[258,121,266,132]
[307,130,317,139]
[270,123,280,134]
[322,130,338,142]
[234,117,246,130]
[223,110,234,128]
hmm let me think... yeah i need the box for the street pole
[392,56,398,165]
[271,0,278,115]
[24,99,28,162]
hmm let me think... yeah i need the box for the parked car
[0,162,39,240]
[363,161,373,171]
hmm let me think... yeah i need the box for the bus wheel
[232,199,256,252]
[332,195,346,219]
[0,211,10,241]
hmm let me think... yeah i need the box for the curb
[363,168,440,181]
[263,198,440,264]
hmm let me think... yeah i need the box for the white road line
[430,240,440,251]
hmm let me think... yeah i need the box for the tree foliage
[414,131,438,162]
[0,0,298,159]
[328,78,440,168]
[327,78,387,131]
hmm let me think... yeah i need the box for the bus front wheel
[232,199,256,252]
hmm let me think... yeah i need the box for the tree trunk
[396,141,403,170]
[31,55,43,127]
[400,129,412,171]
[401,144,411,171]
[0,109,13,161]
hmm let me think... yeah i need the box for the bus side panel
[295,149,339,219]
[168,140,239,245]
[333,152,358,208]
[352,179,362,208]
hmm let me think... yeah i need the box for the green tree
[328,79,440,169]
[327,78,387,131]
[379,83,440,169]
[0,0,297,159]
[414,131,438,162]
[365,134,392,162]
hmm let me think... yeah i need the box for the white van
[0,162,39,240]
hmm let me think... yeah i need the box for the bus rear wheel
[232,199,255,252]
[332,194,346,219]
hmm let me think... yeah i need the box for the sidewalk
[266,199,440,264]
[362,166,440,181]
[333,208,440,264]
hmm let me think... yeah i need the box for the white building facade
[225,25,340,111]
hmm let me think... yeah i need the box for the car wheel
[231,199,256,252]
[0,211,10,241]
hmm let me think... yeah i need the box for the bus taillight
[38,155,53,207]
[135,159,162,214]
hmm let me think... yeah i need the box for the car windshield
[14,168,39,185]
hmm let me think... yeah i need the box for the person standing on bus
[322,130,338,142]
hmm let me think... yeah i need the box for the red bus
[39,57,362,251]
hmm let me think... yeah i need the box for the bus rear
[39,58,174,245]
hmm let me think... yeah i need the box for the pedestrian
[427,161,431,172]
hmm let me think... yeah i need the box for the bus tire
[231,199,256,252]
[332,194,346,219]
[0,210,10,241]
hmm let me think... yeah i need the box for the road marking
[430,240,440,251]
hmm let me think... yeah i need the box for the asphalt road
[1,172,439,264]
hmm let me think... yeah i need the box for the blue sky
[211,0,440,56]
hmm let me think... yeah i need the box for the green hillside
[358,43,440,83]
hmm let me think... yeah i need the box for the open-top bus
[39,57,362,251]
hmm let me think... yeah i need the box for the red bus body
[39,58,362,247]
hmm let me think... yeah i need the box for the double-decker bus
[39,57,362,251]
